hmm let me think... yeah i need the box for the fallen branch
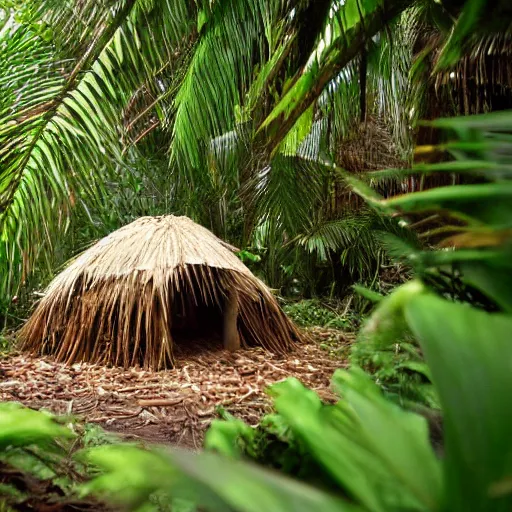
[138,398,184,407]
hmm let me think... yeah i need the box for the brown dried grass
[434,31,512,115]
[328,118,408,216]
[336,118,406,175]
[19,216,300,370]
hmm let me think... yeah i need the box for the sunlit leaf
[406,294,512,511]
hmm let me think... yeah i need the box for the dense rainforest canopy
[1,0,511,311]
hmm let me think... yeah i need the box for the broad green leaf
[352,284,384,303]
[410,247,512,312]
[383,183,512,227]
[332,369,442,510]
[165,448,359,512]
[79,446,180,510]
[427,110,512,132]
[270,369,439,512]
[0,402,74,449]
[459,257,512,312]
[82,445,357,512]
[359,280,425,347]
[370,161,512,178]
[204,417,256,458]
[395,361,433,382]
[406,295,512,511]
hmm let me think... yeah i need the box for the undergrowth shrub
[0,404,128,511]
[282,299,351,330]
[349,332,438,409]
[348,287,438,409]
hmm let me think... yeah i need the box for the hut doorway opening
[170,266,240,357]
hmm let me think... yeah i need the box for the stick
[138,398,184,407]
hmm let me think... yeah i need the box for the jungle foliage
[2,0,511,313]
[2,0,512,510]
[3,91,512,512]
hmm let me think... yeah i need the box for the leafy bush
[347,283,437,408]
[0,403,77,509]
[282,299,351,330]
[350,331,438,409]
[348,110,512,408]
[0,404,128,510]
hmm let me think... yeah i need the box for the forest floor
[0,328,353,448]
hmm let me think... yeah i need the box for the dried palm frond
[19,216,300,370]
[434,31,512,115]
[336,117,406,174]
[331,118,407,214]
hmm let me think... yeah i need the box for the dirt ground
[0,329,353,448]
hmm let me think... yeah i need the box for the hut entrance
[170,292,224,354]
[170,266,240,356]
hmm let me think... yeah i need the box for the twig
[265,362,292,375]
[138,398,184,407]
[191,426,198,451]
[176,426,188,446]
[117,383,172,393]
[237,388,257,403]
[89,410,142,422]
[341,295,353,317]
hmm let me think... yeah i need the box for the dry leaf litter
[0,330,353,448]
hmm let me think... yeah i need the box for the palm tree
[0,0,509,301]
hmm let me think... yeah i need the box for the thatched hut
[19,216,300,369]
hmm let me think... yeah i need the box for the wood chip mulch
[0,332,354,448]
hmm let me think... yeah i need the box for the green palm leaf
[0,0,194,297]
[170,0,289,176]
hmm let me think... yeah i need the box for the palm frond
[434,30,512,115]
[250,155,328,236]
[257,0,414,150]
[170,0,289,177]
[0,0,195,297]
[434,0,512,71]
[293,211,417,281]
